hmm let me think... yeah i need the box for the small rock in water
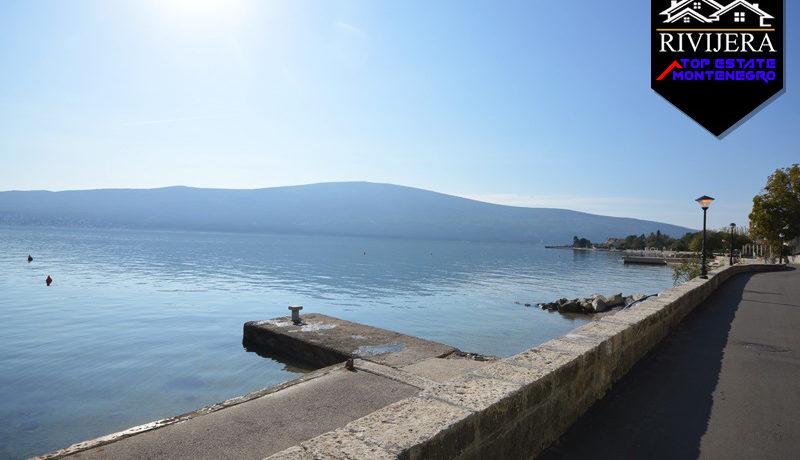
[605,293,624,307]
[591,297,608,313]
[558,299,581,313]
[538,292,637,314]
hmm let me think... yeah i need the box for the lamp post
[779,232,785,264]
[729,223,736,265]
[781,225,790,264]
[696,196,714,278]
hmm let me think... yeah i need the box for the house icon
[661,0,724,24]
[660,0,774,27]
[710,1,774,27]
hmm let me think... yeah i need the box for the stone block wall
[266,264,782,460]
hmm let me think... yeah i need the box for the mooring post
[289,305,303,324]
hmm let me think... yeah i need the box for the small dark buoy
[46,275,53,286]
[28,255,33,262]
[524,303,531,307]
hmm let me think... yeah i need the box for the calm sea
[0,226,675,458]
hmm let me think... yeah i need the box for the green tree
[671,232,695,251]
[749,164,800,262]
[719,226,753,257]
[689,230,723,255]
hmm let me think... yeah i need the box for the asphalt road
[541,266,800,460]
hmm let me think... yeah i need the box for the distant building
[605,238,622,246]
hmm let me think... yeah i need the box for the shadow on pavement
[539,272,755,460]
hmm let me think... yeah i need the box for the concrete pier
[243,313,461,368]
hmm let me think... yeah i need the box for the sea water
[0,226,675,458]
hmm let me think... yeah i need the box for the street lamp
[696,195,714,278]
[779,231,785,264]
[781,225,790,264]
[729,223,736,265]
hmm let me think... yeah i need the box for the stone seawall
[267,263,784,460]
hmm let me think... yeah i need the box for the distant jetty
[545,245,695,265]
[544,246,613,251]
[622,256,692,266]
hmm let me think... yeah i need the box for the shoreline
[544,246,617,251]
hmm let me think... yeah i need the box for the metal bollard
[289,305,303,324]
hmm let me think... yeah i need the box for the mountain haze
[0,182,694,244]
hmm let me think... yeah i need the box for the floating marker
[46,276,52,286]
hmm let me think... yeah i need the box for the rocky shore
[535,293,646,314]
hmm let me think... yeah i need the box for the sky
[0,0,797,231]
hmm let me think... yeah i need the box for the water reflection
[242,338,317,373]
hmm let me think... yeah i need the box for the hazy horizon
[0,180,697,223]
[0,182,697,244]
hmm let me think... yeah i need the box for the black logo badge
[651,1,784,137]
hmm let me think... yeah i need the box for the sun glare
[158,0,246,23]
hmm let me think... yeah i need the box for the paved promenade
[541,267,800,459]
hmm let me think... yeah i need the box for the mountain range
[0,182,694,244]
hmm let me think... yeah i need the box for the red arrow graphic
[657,60,683,81]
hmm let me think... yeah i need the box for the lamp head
[696,195,714,209]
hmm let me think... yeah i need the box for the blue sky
[0,0,797,230]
